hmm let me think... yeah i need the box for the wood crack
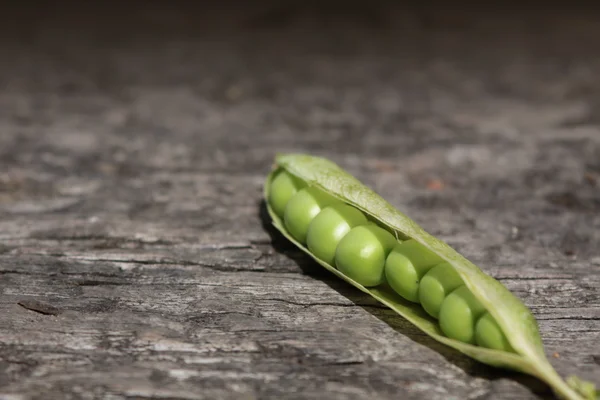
[17,299,61,315]
[262,297,388,310]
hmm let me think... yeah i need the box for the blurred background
[2,0,598,252]
[0,1,598,399]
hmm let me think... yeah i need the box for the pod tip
[567,375,597,400]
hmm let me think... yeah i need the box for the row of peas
[269,169,514,352]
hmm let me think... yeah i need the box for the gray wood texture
[0,2,598,399]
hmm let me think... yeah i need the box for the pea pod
[263,153,597,400]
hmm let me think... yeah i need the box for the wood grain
[0,2,598,399]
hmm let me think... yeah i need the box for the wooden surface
[0,2,599,399]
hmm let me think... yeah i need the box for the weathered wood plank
[0,2,599,399]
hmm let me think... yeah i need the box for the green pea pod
[263,153,597,400]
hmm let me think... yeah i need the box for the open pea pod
[263,153,597,400]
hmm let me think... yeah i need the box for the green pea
[419,262,464,319]
[475,312,514,352]
[268,170,306,218]
[335,224,398,287]
[284,186,337,244]
[306,204,368,265]
[384,239,445,303]
[439,285,486,344]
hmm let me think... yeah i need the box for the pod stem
[534,362,596,400]
[567,376,598,400]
